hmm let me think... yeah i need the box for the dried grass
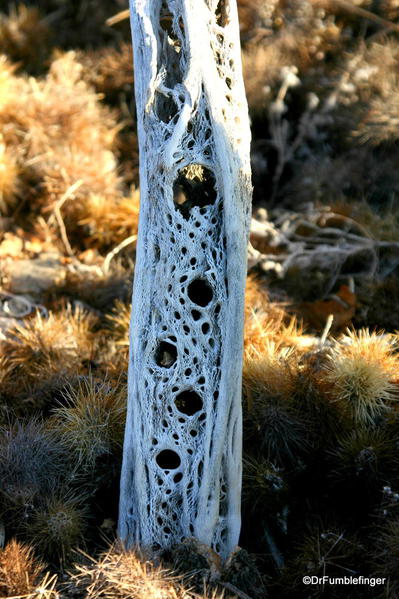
[95,340,129,382]
[70,541,236,599]
[0,55,17,111]
[0,27,133,252]
[244,274,302,354]
[242,43,291,115]
[244,307,303,358]
[0,539,43,598]
[106,300,131,346]
[71,545,190,599]
[1,305,96,392]
[0,51,123,239]
[77,43,134,100]
[78,189,140,248]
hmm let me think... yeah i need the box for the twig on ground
[320,313,334,347]
[106,9,130,27]
[103,235,137,273]
[49,180,84,257]
[249,206,399,292]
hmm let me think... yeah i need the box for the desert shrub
[0,419,68,523]
[50,375,126,469]
[1,305,96,400]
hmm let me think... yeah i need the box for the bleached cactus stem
[119,0,252,559]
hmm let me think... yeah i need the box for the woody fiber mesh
[119,0,252,559]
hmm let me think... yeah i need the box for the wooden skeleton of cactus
[119,0,252,559]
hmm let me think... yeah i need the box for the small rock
[1,254,66,296]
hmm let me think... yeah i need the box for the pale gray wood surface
[119,0,252,559]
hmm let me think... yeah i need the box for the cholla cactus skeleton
[119,0,252,558]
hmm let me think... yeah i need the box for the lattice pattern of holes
[120,0,251,559]
[141,156,226,545]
